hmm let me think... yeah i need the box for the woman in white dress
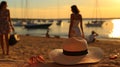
[68,5,84,38]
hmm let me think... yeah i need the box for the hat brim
[49,47,104,65]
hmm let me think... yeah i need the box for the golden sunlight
[109,19,120,38]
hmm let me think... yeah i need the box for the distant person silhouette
[68,5,84,38]
[88,31,98,43]
[46,28,50,38]
[0,1,15,55]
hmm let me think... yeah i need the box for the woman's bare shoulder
[71,13,74,16]
[6,9,9,11]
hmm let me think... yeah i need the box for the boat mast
[95,0,98,21]
[57,0,60,19]
[25,0,28,19]
[21,0,24,19]
[56,0,62,25]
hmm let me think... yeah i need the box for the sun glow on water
[109,19,120,38]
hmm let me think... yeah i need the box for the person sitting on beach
[88,30,98,43]
[46,28,50,38]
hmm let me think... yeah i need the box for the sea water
[14,19,120,39]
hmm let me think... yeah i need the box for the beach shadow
[0,59,25,67]
[23,62,95,67]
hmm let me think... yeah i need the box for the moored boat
[85,20,105,27]
[24,23,52,29]
[85,0,104,27]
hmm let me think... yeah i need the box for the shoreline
[0,35,120,67]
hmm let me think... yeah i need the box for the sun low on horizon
[109,19,120,38]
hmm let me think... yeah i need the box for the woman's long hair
[0,1,7,9]
[71,5,80,14]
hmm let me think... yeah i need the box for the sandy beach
[0,35,120,67]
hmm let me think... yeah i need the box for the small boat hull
[85,20,105,27]
[85,24,102,27]
[24,24,52,29]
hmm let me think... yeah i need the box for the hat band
[63,49,88,56]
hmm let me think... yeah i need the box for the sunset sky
[3,0,120,18]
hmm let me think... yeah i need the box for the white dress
[69,20,81,37]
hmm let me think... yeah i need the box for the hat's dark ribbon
[63,49,88,56]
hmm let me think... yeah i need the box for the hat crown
[63,37,88,52]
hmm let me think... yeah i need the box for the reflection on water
[109,19,120,38]
[14,19,120,39]
[49,21,69,37]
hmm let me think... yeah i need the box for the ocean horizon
[11,17,120,21]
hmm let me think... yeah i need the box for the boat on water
[13,21,27,26]
[85,0,104,27]
[24,20,52,29]
[56,20,62,25]
[85,20,105,27]
[24,23,52,29]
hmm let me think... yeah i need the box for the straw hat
[49,37,104,65]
